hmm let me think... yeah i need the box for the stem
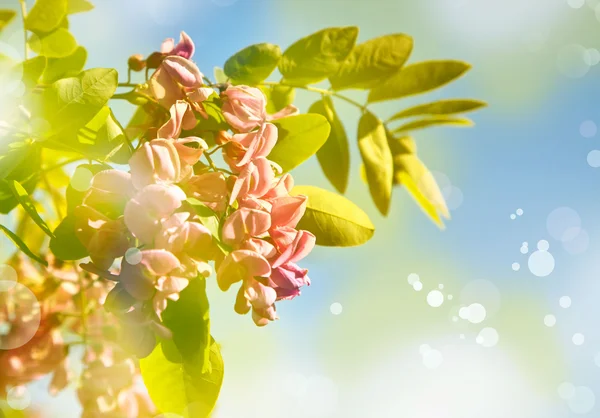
[18,0,28,60]
[117,82,139,88]
[260,81,368,112]
[40,157,82,174]
[203,152,218,172]
[206,144,224,156]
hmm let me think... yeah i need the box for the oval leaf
[224,43,281,85]
[67,0,94,14]
[329,34,413,91]
[8,180,54,238]
[358,112,393,216]
[25,0,67,33]
[41,45,87,84]
[280,26,358,85]
[387,99,486,122]
[291,185,374,247]
[269,114,330,172]
[49,214,88,260]
[140,339,224,417]
[213,66,227,84]
[0,224,47,266]
[18,56,47,89]
[368,60,471,103]
[29,28,78,58]
[392,116,473,134]
[308,97,350,194]
[261,85,295,114]
[0,10,16,32]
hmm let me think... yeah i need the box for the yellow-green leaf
[280,26,358,85]
[330,34,413,91]
[25,0,67,33]
[49,214,88,260]
[393,153,450,228]
[41,46,87,84]
[261,85,295,114]
[0,224,47,266]
[213,66,227,84]
[7,180,54,238]
[368,60,471,103]
[67,0,94,14]
[392,116,473,134]
[387,99,486,122]
[309,97,350,194]
[224,43,281,85]
[29,28,77,58]
[140,339,224,417]
[0,10,16,32]
[357,112,393,216]
[269,114,331,172]
[18,56,47,89]
[291,185,374,247]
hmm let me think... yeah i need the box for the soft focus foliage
[0,1,482,416]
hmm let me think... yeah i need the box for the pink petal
[266,104,299,121]
[216,250,271,291]
[162,56,203,88]
[270,195,307,229]
[161,38,175,54]
[221,208,271,247]
[172,31,195,59]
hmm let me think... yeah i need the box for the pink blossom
[229,157,274,204]
[263,173,294,199]
[266,104,300,121]
[157,100,197,139]
[129,139,181,190]
[124,184,186,244]
[141,56,203,108]
[161,31,195,59]
[234,278,278,326]
[269,195,307,229]
[155,212,214,261]
[216,250,271,291]
[186,172,228,214]
[221,207,271,247]
[83,169,135,217]
[229,122,277,167]
[221,85,267,132]
[119,249,181,301]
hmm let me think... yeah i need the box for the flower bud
[146,51,164,69]
[128,54,146,72]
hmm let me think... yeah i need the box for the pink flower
[221,207,271,247]
[266,104,300,121]
[269,195,307,229]
[221,85,267,132]
[263,173,294,199]
[229,122,277,167]
[186,172,228,214]
[141,56,203,108]
[216,250,271,291]
[162,56,204,88]
[129,139,181,190]
[155,212,214,261]
[124,184,186,244]
[161,31,195,59]
[157,101,197,139]
[83,170,135,217]
[229,157,274,205]
[119,249,181,301]
[234,278,278,326]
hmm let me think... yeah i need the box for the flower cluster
[73,32,315,361]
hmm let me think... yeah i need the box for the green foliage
[66,0,94,14]
[368,60,471,103]
[261,85,295,113]
[41,46,87,84]
[292,185,375,247]
[224,43,281,85]
[280,26,358,85]
[49,214,88,260]
[392,116,473,134]
[330,34,413,90]
[187,198,230,254]
[0,10,16,32]
[357,112,393,216]
[19,56,47,88]
[0,143,41,214]
[25,0,67,33]
[269,114,330,172]
[0,224,47,266]
[387,99,486,121]
[309,97,350,194]
[36,68,118,140]
[190,94,229,132]
[7,180,54,238]
[140,339,224,418]
[29,28,78,58]
[213,66,227,84]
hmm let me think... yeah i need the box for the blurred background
[2,0,600,416]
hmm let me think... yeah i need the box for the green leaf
[187,198,230,254]
[19,56,47,89]
[49,214,88,260]
[269,114,330,172]
[387,99,486,122]
[308,97,350,194]
[357,112,393,216]
[392,116,473,134]
[7,180,54,238]
[393,152,449,227]
[37,68,118,139]
[0,10,16,32]
[140,338,224,417]
[190,94,230,132]
[67,0,94,14]
[261,85,295,114]
[0,143,41,214]
[224,43,281,85]
[29,28,78,58]
[291,185,374,247]
[368,60,471,103]
[25,0,67,33]
[0,224,47,266]
[280,26,358,85]
[0,142,29,180]
[329,34,413,91]
[41,46,87,84]
[213,66,227,84]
